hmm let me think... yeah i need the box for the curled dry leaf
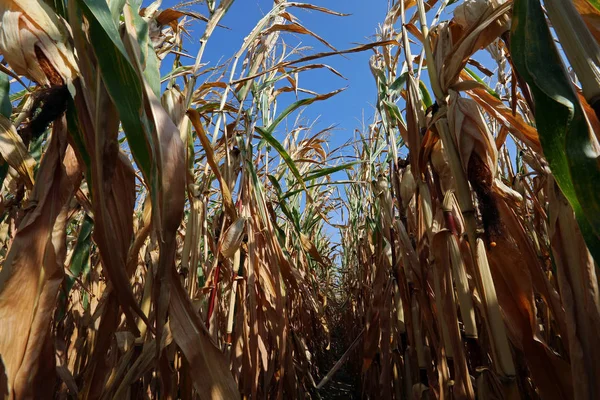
[440,1,512,93]
[458,70,542,152]
[573,0,600,44]
[547,180,600,400]
[0,115,36,189]
[0,119,80,398]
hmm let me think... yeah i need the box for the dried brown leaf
[0,119,80,398]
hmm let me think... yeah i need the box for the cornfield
[0,0,599,398]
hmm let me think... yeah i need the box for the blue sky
[162,0,391,152]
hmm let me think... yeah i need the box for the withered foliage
[0,0,600,399]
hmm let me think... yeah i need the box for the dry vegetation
[0,0,600,399]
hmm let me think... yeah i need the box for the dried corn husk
[0,0,78,86]
[220,217,246,259]
[161,84,186,127]
[431,140,454,193]
[448,90,498,176]
[400,165,417,209]
[454,0,508,30]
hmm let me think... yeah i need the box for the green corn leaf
[268,174,301,234]
[256,125,305,191]
[0,72,11,118]
[0,72,10,187]
[260,89,343,136]
[303,162,360,182]
[383,99,406,127]
[419,80,433,109]
[125,0,161,97]
[259,92,335,187]
[587,0,600,12]
[66,215,94,293]
[77,0,154,183]
[161,66,193,83]
[58,214,93,320]
[109,0,126,22]
[144,43,161,98]
[512,0,600,263]
[388,72,432,108]
[281,179,358,201]
[465,66,500,99]
[389,72,408,95]
[9,89,28,103]
[29,129,50,179]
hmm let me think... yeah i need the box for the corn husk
[447,90,498,176]
[220,217,246,259]
[400,165,417,209]
[431,140,454,193]
[454,0,508,30]
[161,84,186,127]
[0,0,78,85]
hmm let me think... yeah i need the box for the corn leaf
[77,0,154,183]
[0,72,10,118]
[303,162,359,181]
[0,72,10,187]
[586,0,600,12]
[66,214,93,293]
[512,0,600,263]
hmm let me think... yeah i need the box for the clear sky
[161,0,392,152]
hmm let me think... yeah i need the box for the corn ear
[220,217,246,259]
[448,90,498,176]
